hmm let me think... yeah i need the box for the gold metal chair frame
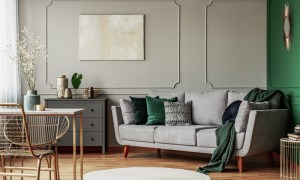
[0,103,69,180]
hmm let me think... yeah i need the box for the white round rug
[84,167,211,180]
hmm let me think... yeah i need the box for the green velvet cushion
[146,96,177,125]
[130,96,158,125]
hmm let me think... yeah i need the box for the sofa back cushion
[185,90,228,125]
[149,90,185,103]
[227,91,248,106]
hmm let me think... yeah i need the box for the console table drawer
[68,117,103,132]
[58,132,103,146]
[45,98,107,154]
[47,101,103,118]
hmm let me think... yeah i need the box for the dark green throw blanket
[244,88,289,109]
[197,120,236,173]
[198,88,288,174]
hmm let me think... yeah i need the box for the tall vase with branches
[4,27,47,110]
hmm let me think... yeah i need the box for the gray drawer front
[58,132,103,146]
[67,117,103,132]
[47,101,103,117]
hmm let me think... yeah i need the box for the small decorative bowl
[294,128,300,135]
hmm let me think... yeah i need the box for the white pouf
[84,167,211,180]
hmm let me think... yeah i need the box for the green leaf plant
[71,73,83,89]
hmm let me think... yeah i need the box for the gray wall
[19,0,267,147]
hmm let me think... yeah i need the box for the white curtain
[0,0,20,103]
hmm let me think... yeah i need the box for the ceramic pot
[57,75,68,98]
[24,90,40,111]
[64,88,72,99]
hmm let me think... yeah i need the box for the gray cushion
[227,91,248,106]
[196,128,245,150]
[185,91,228,125]
[149,90,185,103]
[119,99,136,124]
[235,101,270,133]
[119,125,160,143]
[164,101,192,126]
[154,125,218,146]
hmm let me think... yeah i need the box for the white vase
[57,75,68,98]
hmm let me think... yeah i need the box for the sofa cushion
[154,125,218,146]
[227,91,248,106]
[222,100,242,125]
[119,99,136,125]
[235,101,270,133]
[119,125,160,143]
[149,90,185,103]
[164,101,192,126]
[146,96,177,125]
[185,91,228,125]
[130,96,158,125]
[196,128,245,149]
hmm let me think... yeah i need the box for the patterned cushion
[164,101,192,126]
[235,101,270,133]
[119,99,136,125]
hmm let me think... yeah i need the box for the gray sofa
[111,90,289,172]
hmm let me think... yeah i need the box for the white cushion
[185,91,228,125]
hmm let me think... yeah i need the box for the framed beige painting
[79,15,145,61]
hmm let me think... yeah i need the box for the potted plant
[71,73,83,98]
[4,27,47,110]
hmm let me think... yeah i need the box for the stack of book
[288,133,300,141]
[82,88,101,98]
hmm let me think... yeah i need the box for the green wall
[268,0,300,127]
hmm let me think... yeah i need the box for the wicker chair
[0,103,69,180]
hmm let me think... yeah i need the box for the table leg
[80,112,83,180]
[73,114,77,180]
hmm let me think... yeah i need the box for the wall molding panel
[45,0,181,92]
[204,0,267,89]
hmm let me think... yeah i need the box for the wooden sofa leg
[157,149,161,157]
[237,156,244,173]
[124,146,129,158]
[266,151,274,165]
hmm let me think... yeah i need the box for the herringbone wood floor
[5,148,281,180]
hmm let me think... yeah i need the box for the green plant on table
[71,73,83,89]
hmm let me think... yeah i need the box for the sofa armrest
[111,106,124,145]
[235,109,289,157]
